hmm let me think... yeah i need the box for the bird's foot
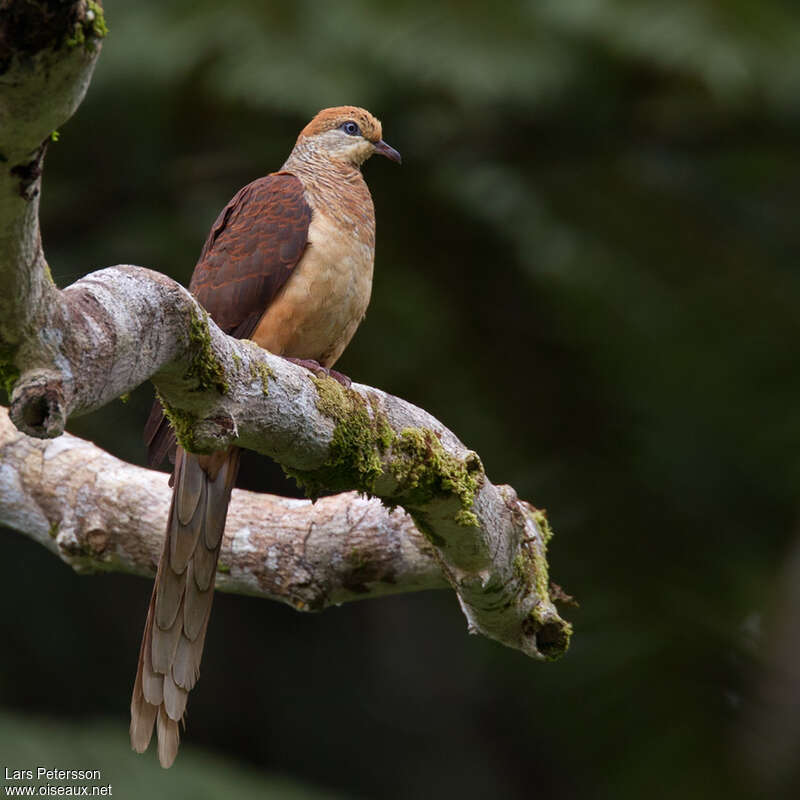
[283,357,352,388]
[327,368,352,388]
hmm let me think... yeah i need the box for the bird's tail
[130,446,240,767]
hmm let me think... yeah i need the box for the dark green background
[2,1,800,797]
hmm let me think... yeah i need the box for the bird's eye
[341,121,361,136]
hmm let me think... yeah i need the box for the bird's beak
[373,139,402,164]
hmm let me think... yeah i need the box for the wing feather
[145,171,310,468]
[190,171,311,338]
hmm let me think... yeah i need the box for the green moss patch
[284,377,389,496]
[513,542,549,602]
[0,344,20,396]
[249,360,273,396]
[532,508,554,544]
[65,1,108,51]
[156,390,199,453]
[514,506,558,601]
[389,428,482,526]
[184,307,228,394]
[285,377,483,530]
[155,306,228,451]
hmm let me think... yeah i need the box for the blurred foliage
[2,0,800,797]
[0,711,344,799]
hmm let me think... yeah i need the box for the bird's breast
[251,207,375,367]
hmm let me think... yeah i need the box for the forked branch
[0,1,571,661]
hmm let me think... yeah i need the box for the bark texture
[0,407,444,611]
[0,2,571,661]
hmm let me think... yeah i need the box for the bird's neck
[282,145,375,248]
[281,140,362,185]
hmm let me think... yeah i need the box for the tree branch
[0,2,572,661]
[0,407,445,608]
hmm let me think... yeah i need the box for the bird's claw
[328,369,352,388]
[283,357,352,388]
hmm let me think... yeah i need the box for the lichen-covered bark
[0,407,444,609]
[0,3,571,661]
[1,1,106,431]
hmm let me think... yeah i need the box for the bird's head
[295,106,402,168]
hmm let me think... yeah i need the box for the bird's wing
[190,171,312,337]
[145,171,311,467]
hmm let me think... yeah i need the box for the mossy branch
[0,407,445,610]
[0,3,571,661]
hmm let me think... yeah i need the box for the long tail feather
[130,446,240,767]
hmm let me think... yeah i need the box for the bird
[129,106,401,768]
